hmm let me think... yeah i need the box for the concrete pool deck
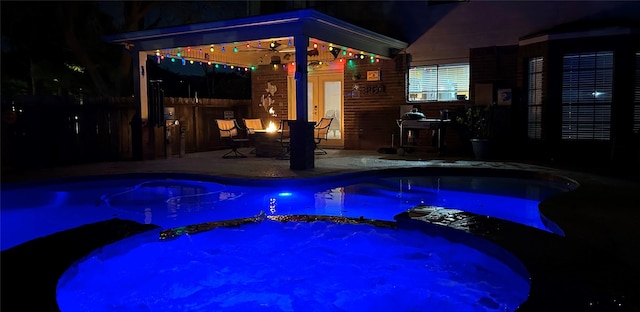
[1,148,639,311]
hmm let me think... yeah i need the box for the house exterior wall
[406,0,640,162]
[342,56,407,150]
[406,1,637,66]
[469,45,520,157]
[248,56,467,152]
[518,32,640,162]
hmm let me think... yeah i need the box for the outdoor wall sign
[367,70,380,81]
[364,84,385,95]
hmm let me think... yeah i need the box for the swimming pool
[1,170,577,311]
[0,171,575,251]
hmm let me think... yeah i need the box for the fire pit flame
[266,121,278,133]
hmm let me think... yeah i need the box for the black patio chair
[216,119,249,158]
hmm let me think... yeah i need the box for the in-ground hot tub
[57,215,531,311]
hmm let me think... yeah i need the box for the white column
[138,51,149,119]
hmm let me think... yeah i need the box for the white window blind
[527,57,543,139]
[561,51,613,141]
[408,64,469,102]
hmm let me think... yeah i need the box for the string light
[152,42,383,74]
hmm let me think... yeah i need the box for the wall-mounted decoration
[367,70,380,81]
[352,84,360,98]
[364,84,385,95]
[497,88,512,105]
[475,83,493,106]
[224,110,234,119]
[260,81,278,116]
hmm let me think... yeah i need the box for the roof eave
[103,9,407,59]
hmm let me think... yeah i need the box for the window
[561,51,613,141]
[634,52,640,134]
[408,64,469,102]
[527,57,544,139]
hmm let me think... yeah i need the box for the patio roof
[103,9,408,68]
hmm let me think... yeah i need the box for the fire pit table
[253,130,284,157]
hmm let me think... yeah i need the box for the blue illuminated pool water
[56,221,531,312]
[1,172,576,311]
[0,173,575,251]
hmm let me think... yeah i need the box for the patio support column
[289,34,315,170]
[131,50,154,160]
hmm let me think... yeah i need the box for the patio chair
[242,118,264,154]
[314,117,333,155]
[216,119,249,158]
[276,119,291,160]
[243,118,264,135]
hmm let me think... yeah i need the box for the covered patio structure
[104,9,407,169]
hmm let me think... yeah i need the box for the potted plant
[455,104,495,159]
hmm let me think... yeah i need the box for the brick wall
[250,65,289,122]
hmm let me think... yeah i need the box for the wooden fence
[1,96,251,169]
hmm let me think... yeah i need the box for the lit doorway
[288,72,343,147]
